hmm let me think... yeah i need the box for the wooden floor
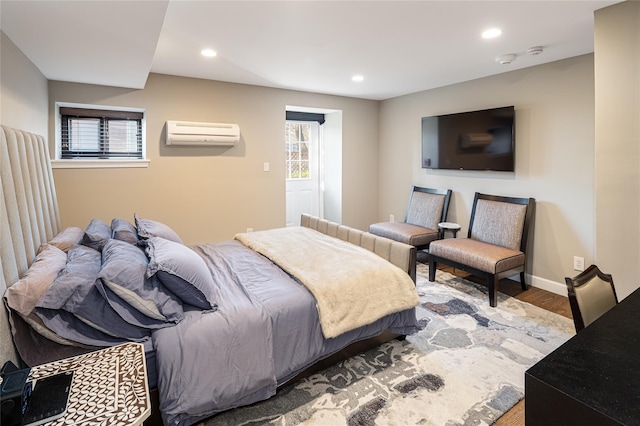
[437,264,573,426]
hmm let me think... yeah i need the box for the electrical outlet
[246,227,253,233]
[390,214,395,222]
[573,256,584,271]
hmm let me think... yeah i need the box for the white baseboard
[530,275,568,296]
[506,274,568,296]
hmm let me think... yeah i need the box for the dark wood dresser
[525,287,640,425]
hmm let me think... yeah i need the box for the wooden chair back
[565,265,618,332]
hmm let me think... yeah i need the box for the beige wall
[594,1,640,299]
[378,55,596,294]
[48,74,379,244]
[0,32,48,135]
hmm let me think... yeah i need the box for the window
[54,103,148,168]
[285,122,311,179]
[285,111,324,180]
[59,106,142,159]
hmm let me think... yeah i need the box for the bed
[0,125,420,425]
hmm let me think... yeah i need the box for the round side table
[438,222,461,239]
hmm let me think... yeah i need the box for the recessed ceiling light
[352,75,364,82]
[201,49,217,58]
[482,28,502,39]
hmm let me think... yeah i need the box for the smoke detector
[527,46,544,56]
[496,53,517,65]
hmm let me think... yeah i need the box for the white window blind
[60,107,143,159]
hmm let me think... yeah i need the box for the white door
[285,121,320,226]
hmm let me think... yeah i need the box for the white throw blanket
[235,227,419,338]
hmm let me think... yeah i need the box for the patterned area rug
[205,264,574,426]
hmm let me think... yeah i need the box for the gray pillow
[3,243,84,347]
[111,218,139,245]
[134,214,183,244]
[145,237,216,309]
[36,245,150,347]
[97,239,184,328]
[81,218,111,251]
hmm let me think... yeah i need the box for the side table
[27,342,150,425]
[438,222,461,239]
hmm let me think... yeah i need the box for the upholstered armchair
[428,192,535,307]
[369,186,452,251]
[565,265,618,332]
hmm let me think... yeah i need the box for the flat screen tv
[421,106,515,172]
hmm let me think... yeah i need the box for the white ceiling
[0,0,621,101]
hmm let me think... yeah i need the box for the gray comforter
[153,240,419,426]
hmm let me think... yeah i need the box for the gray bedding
[152,240,419,426]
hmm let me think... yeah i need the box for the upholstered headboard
[1,125,61,366]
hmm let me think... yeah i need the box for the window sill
[52,159,150,169]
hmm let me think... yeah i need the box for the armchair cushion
[429,238,524,274]
[471,199,526,250]
[368,222,439,247]
[574,275,617,327]
[406,191,446,230]
[566,265,618,332]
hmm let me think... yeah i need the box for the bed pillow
[145,237,216,309]
[111,218,139,245]
[35,245,150,347]
[134,214,183,244]
[97,239,184,328]
[81,218,112,251]
[48,227,84,252]
[3,244,84,347]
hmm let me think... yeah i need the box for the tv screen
[421,106,515,172]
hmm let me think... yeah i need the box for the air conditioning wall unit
[165,120,240,146]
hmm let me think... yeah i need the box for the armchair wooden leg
[429,258,437,282]
[489,274,499,307]
[520,271,528,291]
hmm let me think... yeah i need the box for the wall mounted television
[421,106,515,172]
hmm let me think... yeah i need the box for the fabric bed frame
[300,213,417,283]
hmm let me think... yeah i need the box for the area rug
[204,264,574,426]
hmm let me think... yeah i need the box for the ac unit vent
[165,121,240,146]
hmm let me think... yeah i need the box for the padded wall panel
[1,125,60,367]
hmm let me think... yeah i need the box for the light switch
[263,162,270,172]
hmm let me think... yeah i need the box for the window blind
[285,111,325,125]
[60,107,143,159]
